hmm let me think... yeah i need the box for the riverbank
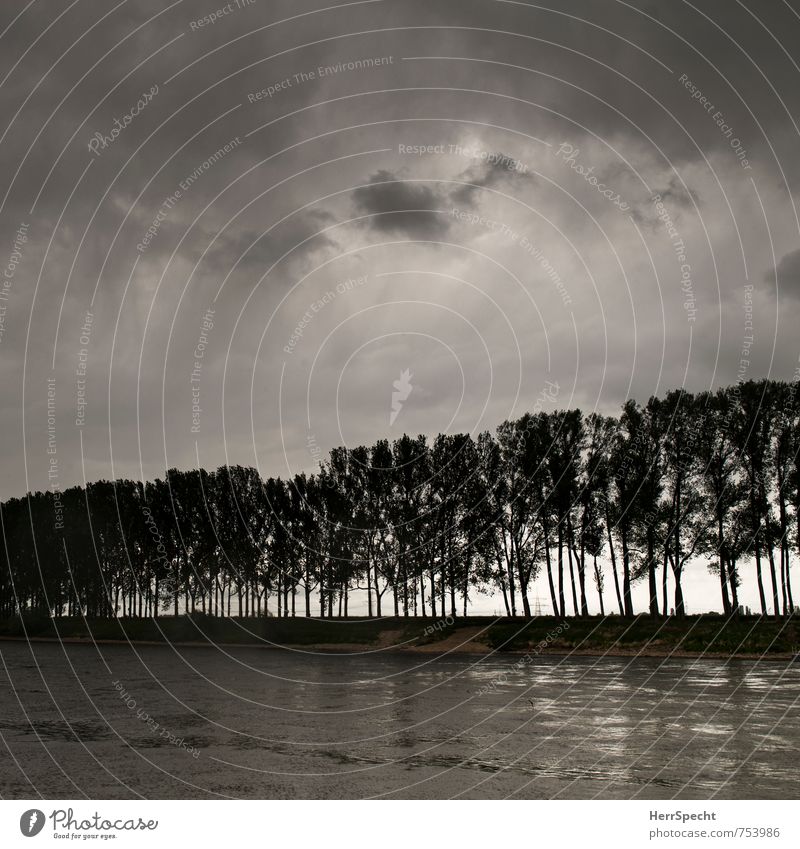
[1,613,797,658]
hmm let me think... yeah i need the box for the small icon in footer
[20,809,46,837]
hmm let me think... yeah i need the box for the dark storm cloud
[353,154,533,239]
[770,248,800,299]
[352,169,451,239]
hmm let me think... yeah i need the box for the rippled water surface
[0,642,797,798]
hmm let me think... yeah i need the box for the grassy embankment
[1,613,798,657]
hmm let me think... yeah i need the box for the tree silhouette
[2,380,798,621]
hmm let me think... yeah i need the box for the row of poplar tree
[1,378,798,620]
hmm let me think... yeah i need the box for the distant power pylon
[532,596,546,617]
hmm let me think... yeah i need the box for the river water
[0,642,797,799]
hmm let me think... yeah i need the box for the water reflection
[0,642,796,799]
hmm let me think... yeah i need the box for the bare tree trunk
[594,554,605,615]
[754,541,767,616]
[728,558,739,611]
[621,530,633,616]
[719,555,732,615]
[577,523,589,617]
[764,535,780,617]
[718,514,731,614]
[604,507,624,616]
[367,558,373,617]
[557,524,565,618]
[441,557,446,616]
[516,557,532,619]
[402,553,409,617]
[499,575,511,617]
[566,530,579,615]
[542,524,558,617]
[673,567,685,617]
[647,529,658,616]
[506,543,517,616]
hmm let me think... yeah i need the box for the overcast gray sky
[1,0,799,611]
